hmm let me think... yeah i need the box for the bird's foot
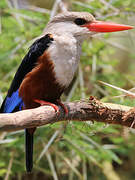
[34,99,68,116]
[34,99,59,114]
[56,99,68,115]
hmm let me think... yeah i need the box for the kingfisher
[0,11,133,172]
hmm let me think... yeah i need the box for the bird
[0,11,133,173]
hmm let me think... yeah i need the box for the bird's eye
[74,18,87,25]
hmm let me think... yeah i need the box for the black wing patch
[0,34,54,113]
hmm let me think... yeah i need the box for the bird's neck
[47,34,82,87]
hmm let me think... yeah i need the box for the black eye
[74,18,87,25]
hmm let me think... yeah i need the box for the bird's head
[45,11,133,41]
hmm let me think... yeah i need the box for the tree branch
[0,97,134,132]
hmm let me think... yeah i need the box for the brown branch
[0,97,134,132]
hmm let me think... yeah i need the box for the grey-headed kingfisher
[0,11,133,172]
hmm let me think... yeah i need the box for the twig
[10,12,43,22]
[65,135,101,167]
[46,151,59,180]
[50,0,61,20]
[0,97,134,132]
[9,39,26,59]
[79,65,85,99]
[59,1,68,13]
[25,5,50,14]
[57,151,83,180]
[6,0,24,28]
[0,90,3,106]
[82,159,87,180]
[92,55,97,77]
[102,161,120,180]
[0,132,7,140]
[99,0,119,12]
[99,38,131,52]
[72,1,99,17]
[37,130,60,163]
[50,0,68,20]
[94,84,109,97]
[97,11,119,20]
[4,152,14,180]
[66,77,79,102]
[99,81,135,98]
[0,11,2,34]
[68,151,75,180]
[72,1,95,10]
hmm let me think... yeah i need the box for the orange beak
[84,20,133,33]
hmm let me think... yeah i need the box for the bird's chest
[48,36,81,87]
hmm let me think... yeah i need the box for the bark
[0,96,134,132]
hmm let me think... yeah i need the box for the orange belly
[19,52,65,109]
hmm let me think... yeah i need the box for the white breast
[47,34,82,87]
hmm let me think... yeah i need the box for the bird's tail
[25,128,36,173]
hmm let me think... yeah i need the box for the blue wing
[2,90,24,113]
[0,34,54,113]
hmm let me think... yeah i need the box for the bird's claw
[34,99,68,116]
[34,99,60,115]
[56,100,68,115]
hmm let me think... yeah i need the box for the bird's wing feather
[0,34,54,113]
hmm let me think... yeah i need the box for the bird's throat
[47,35,81,87]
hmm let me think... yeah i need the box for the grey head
[44,11,96,41]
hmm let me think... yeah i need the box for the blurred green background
[0,0,135,179]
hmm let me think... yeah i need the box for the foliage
[0,0,135,179]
